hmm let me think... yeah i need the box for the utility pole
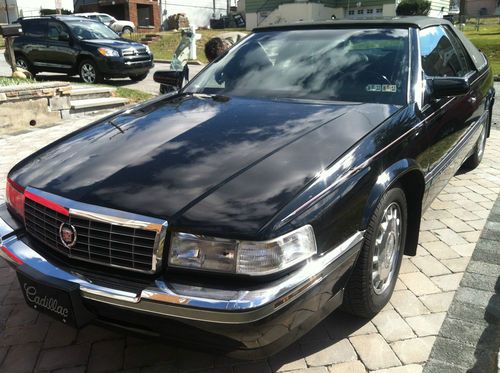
[213,0,216,18]
[227,0,231,15]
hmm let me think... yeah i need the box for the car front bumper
[96,56,154,77]
[0,206,363,358]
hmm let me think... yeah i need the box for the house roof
[254,16,452,31]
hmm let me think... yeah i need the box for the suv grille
[25,197,158,272]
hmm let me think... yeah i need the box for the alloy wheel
[372,202,402,295]
[81,63,96,83]
[16,58,28,70]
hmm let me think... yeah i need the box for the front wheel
[122,26,133,35]
[79,60,102,84]
[129,73,148,81]
[343,185,407,318]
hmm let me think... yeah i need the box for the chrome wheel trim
[372,202,402,295]
[81,63,96,83]
[477,125,487,159]
[16,58,28,69]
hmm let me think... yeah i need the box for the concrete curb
[424,193,500,373]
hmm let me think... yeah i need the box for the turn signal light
[6,177,25,220]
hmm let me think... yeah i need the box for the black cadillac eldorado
[0,17,495,358]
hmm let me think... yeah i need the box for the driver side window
[419,26,471,77]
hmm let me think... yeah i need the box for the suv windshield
[67,20,119,40]
[185,28,409,105]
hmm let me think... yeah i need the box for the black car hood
[83,38,145,50]
[11,95,400,236]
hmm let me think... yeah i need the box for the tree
[396,0,431,16]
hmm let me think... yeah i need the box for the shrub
[396,0,431,16]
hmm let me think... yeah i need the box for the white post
[189,25,198,60]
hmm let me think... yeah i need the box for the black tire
[79,59,102,84]
[122,26,133,34]
[15,55,36,77]
[343,185,407,318]
[462,115,489,170]
[129,73,148,81]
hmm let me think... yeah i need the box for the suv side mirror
[59,32,70,42]
[153,70,184,90]
[427,77,469,99]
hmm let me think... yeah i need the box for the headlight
[168,225,317,276]
[97,47,119,57]
[144,45,151,55]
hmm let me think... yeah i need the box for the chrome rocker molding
[0,214,364,324]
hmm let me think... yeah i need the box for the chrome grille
[24,197,158,272]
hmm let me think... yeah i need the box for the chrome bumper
[0,213,364,324]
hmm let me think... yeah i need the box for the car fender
[361,158,425,255]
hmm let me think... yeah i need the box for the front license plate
[16,265,90,327]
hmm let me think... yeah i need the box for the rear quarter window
[21,20,47,38]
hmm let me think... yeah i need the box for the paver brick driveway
[0,92,499,372]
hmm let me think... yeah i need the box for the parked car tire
[122,26,134,34]
[129,73,148,81]
[343,185,407,318]
[462,116,489,170]
[15,55,35,76]
[79,59,102,84]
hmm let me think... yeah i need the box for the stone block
[390,290,430,317]
[350,334,401,370]
[399,272,441,296]
[303,339,357,367]
[411,256,451,277]
[49,95,71,111]
[405,313,446,337]
[419,292,455,313]
[430,272,463,292]
[390,336,435,364]
[372,309,415,342]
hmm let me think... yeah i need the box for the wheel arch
[75,53,96,71]
[362,159,425,257]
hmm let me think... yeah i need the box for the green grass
[129,28,248,64]
[463,24,500,76]
[0,77,35,86]
[115,87,153,103]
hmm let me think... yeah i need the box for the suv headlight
[168,225,317,276]
[144,45,151,55]
[97,47,119,57]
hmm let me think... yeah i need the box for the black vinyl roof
[255,16,452,31]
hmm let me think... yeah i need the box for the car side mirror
[427,77,469,99]
[59,32,70,42]
[153,70,184,90]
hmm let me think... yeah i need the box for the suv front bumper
[0,206,363,358]
[96,56,154,78]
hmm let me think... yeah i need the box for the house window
[137,4,153,27]
[367,9,373,14]
[357,9,364,14]
[376,8,383,13]
[348,10,355,15]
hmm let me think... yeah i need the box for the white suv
[75,13,136,34]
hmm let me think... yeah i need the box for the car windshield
[185,28,409,105]
[67,20,119,40]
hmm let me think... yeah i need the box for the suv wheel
[122,26,133,34]
[15,56,35,76]
[79,60,102,84]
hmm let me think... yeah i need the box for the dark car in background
[9,16,153,83]
[0,17,495,358]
